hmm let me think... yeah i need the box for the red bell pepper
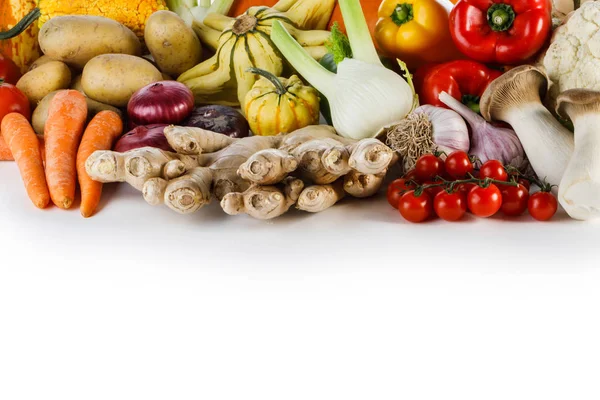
[449,0,552,65]
[414,60,503,113]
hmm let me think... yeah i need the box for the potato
[144,10,202,77]
[38,15,142,69]
[16,61,72,106]
[82,54,163,107]
[32,90,123,136]
[28,55,57,71]
[70,74,85,93]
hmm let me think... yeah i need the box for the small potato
[16,61,71,106]
[39,15,142,69]
[28,55,57,71]
[82,54,162,107]
[32,90,123,135]
[70,74,85,93]
[144,10,202,77]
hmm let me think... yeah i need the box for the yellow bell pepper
[374,0,461,70]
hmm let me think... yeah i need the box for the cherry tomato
[434,191,467,221]
[398,190,433,223]
[457,182,477,198]
[423,180,445,198]
[415,154,444,181]
[386,178,415,208]
[528,192,558,221]
[501,184,530,216]
[403,169,419,182]
[479,160,508,182]
[445,151,473,179]
[0,81,30,123]
[0,54,21,85]
[518,178,531,191]
[468,184,502,217]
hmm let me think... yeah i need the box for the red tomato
[403,169,419,182]
[0,54,21,85]
[518,178,531,191]
[445,151,473,179]
[501,184,530,216]
[386,178,415,208]
[468,184,502,217]
[479,160,508,182]
[398,191,433,223]
[457,182,477,198]
[415,154,444,181]
[423,181,445,198]
[528,192,558,221]
[434,191,467,221]
[0,81,31,123]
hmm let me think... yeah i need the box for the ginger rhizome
[86,125,396,219]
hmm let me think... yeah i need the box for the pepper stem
[247,67,287,95]
[486,3,516,32]
[390,3,414,26]
[461,94,481,114]
[0,8,41,40]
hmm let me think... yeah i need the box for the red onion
[127,81,194,127]
[114,124,174,153]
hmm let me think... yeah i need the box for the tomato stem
[413,176,517,196]
[390,3,414,26]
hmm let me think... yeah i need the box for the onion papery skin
[127,81,195,128]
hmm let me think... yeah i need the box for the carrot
[1,113,50,208]
[0,135,45,162]
[0,136,13,161]
[76,111,123,218]
[44,90,88,209]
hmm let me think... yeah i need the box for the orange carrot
[44,90,88,209]
[1,113,50,208]
[76,111,123,218]
[0,136,13,161]
[0,135,44,162]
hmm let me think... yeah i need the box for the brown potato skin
[81,54,163,107]
[16,61,72,107]
[38,15,142,69]
[144,10,202,78]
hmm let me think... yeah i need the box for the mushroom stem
[502,104,573,186]
[480,65,574,187]
[556,89,600,220]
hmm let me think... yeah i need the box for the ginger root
[237,149,298,185]
[348,139,395,175]
[85,148,199,191]
[296,180,345,213]
[343,170,386,198]
[86,124,398,219]
[221,177,304,220]
[164,125,237,155]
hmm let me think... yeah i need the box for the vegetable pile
[0,0,599,223]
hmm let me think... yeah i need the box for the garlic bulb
[385,105,470,170]
[439,92,529,171]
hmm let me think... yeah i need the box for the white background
[1,162,599,400]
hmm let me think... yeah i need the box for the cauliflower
[544,1,600,102]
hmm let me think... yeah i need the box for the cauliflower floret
[544,2,600,102]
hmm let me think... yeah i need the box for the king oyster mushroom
[480,65,574,187]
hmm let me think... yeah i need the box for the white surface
[1,162,600,400]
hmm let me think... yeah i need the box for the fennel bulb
[166,0,233,26]
[270,0,416,140]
